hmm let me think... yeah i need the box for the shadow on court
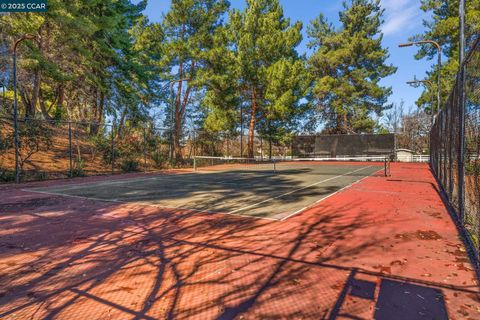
[0,163,478,319]
[328,269,448,320]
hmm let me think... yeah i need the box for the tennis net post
[384,156,391,177]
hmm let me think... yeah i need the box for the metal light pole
[399,40,442,117]
[13,34,36,183]
[458,0,466,223]
[407,79,436,159]
[460,0,465,65]
[406,79,435,125]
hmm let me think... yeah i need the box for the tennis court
[28,157,388,220]
[2,161,480,320]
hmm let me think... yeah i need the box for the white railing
[397,155,430,163]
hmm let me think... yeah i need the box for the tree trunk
[57,85,64,109]
[38,88,53,121]
[117,106,128,138]
[27,27,44,118]
[174,115,183,162]
[24,70,40,118]
[173,59,184,163]
[335,113,349,134]
[19,86,31,118]
[269,138,272,160]
[1,84,5,113]
[39,23,53,121]
[92,88,98,122]
[91,89,104,134]
[176,81,193,161]
[98,91,104,124]
[173,57,195,164]
[247,88,258,158]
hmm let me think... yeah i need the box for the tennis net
[193,156,391,176]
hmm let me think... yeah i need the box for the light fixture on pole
[399,40,442,118]
[406,79,435,126]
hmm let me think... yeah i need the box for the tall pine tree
[159,0,229,162]
[0,0,151,124]
[307,0,396,133]
[210,0,306,158]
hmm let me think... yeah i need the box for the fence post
[384,158,387,177]
[226,133,229,157]
[260,136,263,160]
[393,133,396,161]
[458,0,466,224]
[13,52,20,183]
[143,125,147,172]
[269,137,272,160]
[446,106,452,198]
[290,140,293,160]
[69,122,73,177]
[240,105,243,157]
[193,130,196,158]
[169,123,174,166]
[440,115,445,180]
[458,66,466,225]
[111,125,115,174]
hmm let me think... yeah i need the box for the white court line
[280,167,383,221]
[22,189,280,222]
[226,165,375,216]
[23,164,381,223]
[27,169,242,192]
[28,171,268,193]
[27,176,167,192]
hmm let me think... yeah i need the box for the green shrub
[0,164,15,182]
[9,119,53,174]
[71,157,85,177]
[0,127,11,151]
[117,132,142,163]
[90,134,114,165]
[152,150,168,168]
[53,106,67,125]
[34,171,49,181]
[465,160,479,176]
[0,136,10,151]
[121,159,139,172]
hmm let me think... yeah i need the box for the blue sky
[143,0,433,114]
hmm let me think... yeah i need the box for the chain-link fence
[0,116,293,182]
[430,36,480,269]
[0,117,178,182]
[194,131,292,160]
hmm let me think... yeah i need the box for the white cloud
[381,0,422,36]
[381,0,411,11]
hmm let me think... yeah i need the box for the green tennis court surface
[29,160,385,220]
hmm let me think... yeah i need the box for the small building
[396,149,429,162]
[396,149,414,162]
